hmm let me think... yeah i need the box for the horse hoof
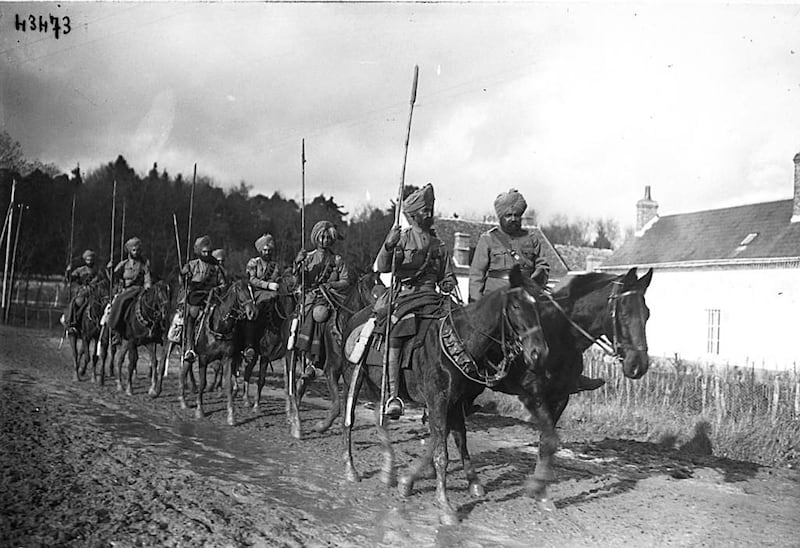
[469,482,485,498]
[125,389,133,397]
[251,404,259,413]
[312,420,329,434]
[379,470,396,488]
[195,409,205,419]
[398,476,413,497]
[179,399,187,410]
[524,478,549,501]
[439,510,459,526]
[538,498,556,513]
[73,374,80,382]
[116,383,123,392]
[345,466,361,483]
[227,412,235,426]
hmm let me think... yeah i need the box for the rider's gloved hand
[383,226,401,250]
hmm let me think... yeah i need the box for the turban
[493,188,527,218]
[211,249,226,261]
[403,183,435,217]
[125,237,142,252]
[82,249,96,261]
[254,234,275,252]
[194,235,212,255]
[310,220,338,244]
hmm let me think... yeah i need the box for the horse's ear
[638,268,653,290]
[509,264,523,288]
[625,267,638,282]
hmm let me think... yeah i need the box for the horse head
[609,267,652,379]
[357,271,387,308]
[506,265,549,371]
[235,281,257,322]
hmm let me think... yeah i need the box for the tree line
[0,131,622,282]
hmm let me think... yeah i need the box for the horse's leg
[126,344,138,396]
[149,342,167,398]
[343,360,366,482]
[195,356,208,419]
[374,402,397,488]
[285,351,302,439]
[427,395,458,525]
[254,356,267,412]
[242,351,256,407]
[78,335,89,378]
[69,334,80,381]
[518,391,559,512]
[115,341,126,392]
[224,356,235,426]
[178,356,191,409]
[450,402,484,497]
[313,356,341,434]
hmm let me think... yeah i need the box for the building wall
[643,267,799,371]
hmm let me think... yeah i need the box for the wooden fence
[582,348,800,423]
[3,275,69,329]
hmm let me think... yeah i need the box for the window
[706,309,721,354]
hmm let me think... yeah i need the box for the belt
[487,268,532,280]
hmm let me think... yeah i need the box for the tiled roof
[554,245,614,271]
[604,199,800,267]
[434,217,570,278]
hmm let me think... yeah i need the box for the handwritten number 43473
[15,14,72,39]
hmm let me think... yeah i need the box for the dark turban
[82,249,95,261]
[310,220,338,244]
[403,183,435,217]
[194,235,212,255]
[125,237,142,252]
[493,188,527,218]
[254,234,275,252]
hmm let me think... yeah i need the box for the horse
[290,270,385,436]
[239,272,297,414]
[171,280,257,426]
[340,265,549,525]
[66,280,110,383]
[109,281,172,396]
[357,266,654,525]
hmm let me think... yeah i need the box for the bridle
[540,278,647,360]
[441,288,543,387]
[205,282,256,339]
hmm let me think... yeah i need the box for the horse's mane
[550,271,619,300]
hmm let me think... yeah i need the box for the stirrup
[183,349,197,362]
[301,364,317,380]
[384,397,404,420]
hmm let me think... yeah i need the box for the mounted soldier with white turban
[293,220,351,378]
[375,183,457,418]
[469,188,604,394]
[64,249,106,334]
[180,235,227,361]
[243,233,282,360]
[107,237,152,333]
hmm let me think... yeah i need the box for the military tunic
[246,256,281,305]
[468,227,549,302]
[69,264,103,286]
[375,227,456,291]
[113,257,152,289]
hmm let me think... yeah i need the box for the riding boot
[384,346,404,419]
[570,374,606,394]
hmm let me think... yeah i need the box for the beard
[416,215,434,230]
[500,218,521,234]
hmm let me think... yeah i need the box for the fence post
[701,372,708,415]
[794,368,799,420]
[771,374,781,422]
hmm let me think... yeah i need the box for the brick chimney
[792,153,800,223]
[635,186,658,235]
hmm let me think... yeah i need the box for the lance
[65,192,76,288]
[2,179,17,322]
[5,204,26,324]
[167,212,182,378]
[288,140,306,399]
[380,65,419,426]
[105,180,117,355]
[119,199,126,261]
[181,165,197,363]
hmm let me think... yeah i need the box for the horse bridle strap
[608,287,648,354]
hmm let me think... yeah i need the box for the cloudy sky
[2,2,800,231]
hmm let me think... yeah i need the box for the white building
[599,154,800,371]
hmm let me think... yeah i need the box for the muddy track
[1,325,798,547]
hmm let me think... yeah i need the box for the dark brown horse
[341,265,549,525]
[290,270,385,437]
[351,266,653,525]
[110,281,172,396]
[239,273,297,413]
[66,280,110,383]
[173,280,256,426]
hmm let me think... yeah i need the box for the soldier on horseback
[376,183,457,419]
[294,220,351,380]
[64,249,106,335]
[181,235,227,362]
[107,237,152,334]
[469,188,604,394]
[244,233,282,362]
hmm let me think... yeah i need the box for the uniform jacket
[113,257,151,289]
[69,264,103,286]
[376,227,456,291]
[469,227,549,301]
[182,257,226,290]
[246,256,281,291]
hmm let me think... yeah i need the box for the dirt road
[1,325,798,547]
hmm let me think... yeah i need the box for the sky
[2,1,800,233]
